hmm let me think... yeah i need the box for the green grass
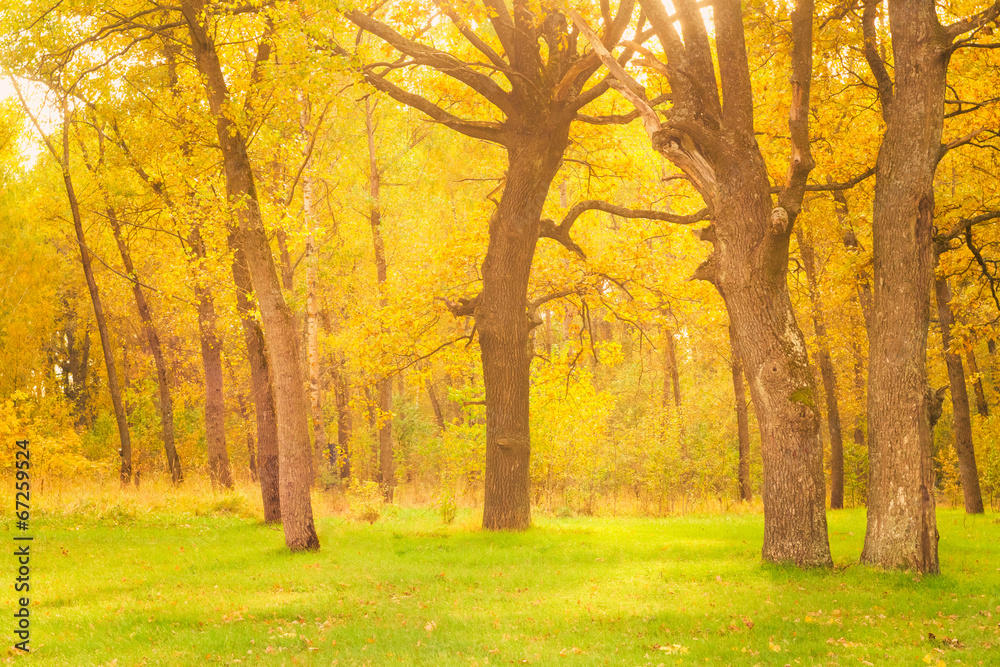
[8,492,1000,666]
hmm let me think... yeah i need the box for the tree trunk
[934,274,984,513]
[964,346,989,417]
[587,0,832,565]
[185,226,233,489]
[58,114,132,484]
[717,200,830,565]
[663,326,681,410]
[476,130,568,530]
[428,381,446,432]
[365,98,395,501]
[860,0,947,573]
[105,206,183,485]
[182,0,317,550]
[304,175,329,472]
[730,330,753,502]
[333,363,352,478]
[795,225,845,509]
[236,391,258,481]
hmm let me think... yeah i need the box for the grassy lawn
[7,489,1000,666]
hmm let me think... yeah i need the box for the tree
[859,0,999,573]
[575,0,832,565]
[934,266,984,513]
[345,0,651,529]
[179,0,318,549]
[794,223,844,509]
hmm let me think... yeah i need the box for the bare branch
[940,127,986,158]
[363,73,507,144]
[862,0,893,120]
[435,294,480,317]
[567,9,661,138]
[944,1,1000,41]
[345,10,514,116]
[768,166,875,194]
[529,289,579,311]
[574,92,670,125]
[941,210,1000,241]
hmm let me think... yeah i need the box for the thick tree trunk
[58,116,132,484]
[715,195,830,565]
[730,330,753,503]
[861,0,946,573]
[476,131,567,530]
[965,346,989,417]
[795,225,845,509]
[105,206,183,484]
[934,274,984,513]
[195,283,233,488]
[183,0,317,550]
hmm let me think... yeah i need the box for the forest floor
[5,483,1000,666]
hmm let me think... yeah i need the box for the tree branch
[944,1,1000,41]
[362,72,507,144]
[345,9,514,117]
[862,0,893,120]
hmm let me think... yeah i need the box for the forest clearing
[10,482,1000,666]
[3,0,1000,662]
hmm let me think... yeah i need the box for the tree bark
[428,381,447,432]
[730,328,753,503]
[333,363,352,479]
[236,391,258,481]
[575,0,830,563]
[934,273,984,513]
[664,326,681,410]
[860,0,951,573]
[304,174,329,472]
[187,227,233,489]
[964,346,989,417]
[105,206,183,485]
[57,112,132,484]
[365,98,395,501]
[795,225,845,509]
[182,0,317,550]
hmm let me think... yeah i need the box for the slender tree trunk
[304,175,329,472]
[236,391,258,481]
[365,98,395,501]
[663,326,681,410]
[795,225,845,509]
[965,346,989,417]
[182,0,317,550]
[836,189,870,506]
[105,206,183,484]
[57,114,132,484]
[730,328,752,502]
[934,273,984,513]
[334,363,352,478]
[861,0,947,573]
[850,317,867,505]
[186,225,233,489]
[232,231,281,520]
[428,381,447,432]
